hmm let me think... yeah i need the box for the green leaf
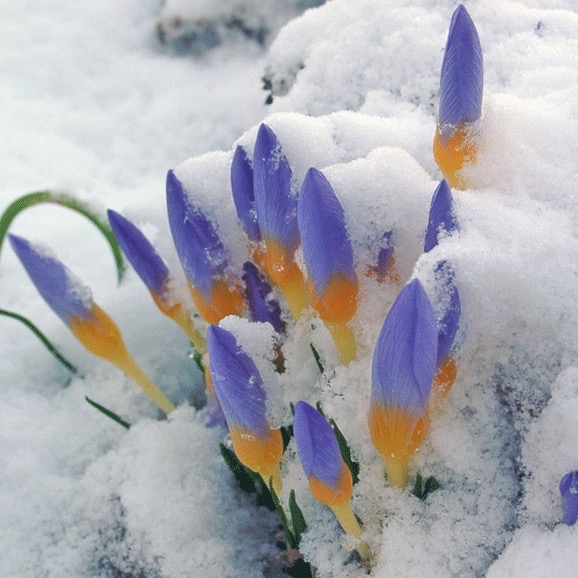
[85,396,131,429]
[309,343,324,374]
[0,308,78,374]
[413,473,424,498]
[286,558,314,578]
[269,480,297,549]
[0,190,127,283]
[424,475,441,495]
[219,443,275,510]
[329,417,360,485]
[413,473,440,500]
[192,349,204,374]
[281,424,293,452]
[288,490,307,545]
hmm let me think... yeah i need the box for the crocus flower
[298,167,358,364]
[9,234,175,415]
[294,401,371,562]
[431,261,461,400]
[367,231,399,284]
[231,145,260,243]
[424,180,458,253]
[242,261,286,371]
[207,324,284,493]
[423,181,461,399]
[252,123,307,319]
[107,209,205,352]
[560,470,578,526]
[242,261,285,335]
[433,5,483,189]
[368,279,438,487]
[166,170,244,325]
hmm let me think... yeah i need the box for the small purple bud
[206,325,270,436]
[371,279,438,415]
[9,234,92,324]
[434,260,461,364]
[560,470,578,526]
[107,210,169,295]
[166,170,229,299]
[294,401,343,489]
[439,5,483,129]
[242,262,285,334]
[424,180,458,253]
[298,168,356,296]
[231,145,260,242]
[253,124,299,252]
[376,231,395,275]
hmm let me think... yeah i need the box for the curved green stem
[0,190,127,283]
[0,308,78,374]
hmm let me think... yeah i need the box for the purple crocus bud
[560,470,578,526]
[368,279,438,487]
[242,261,285,335]
[294,401,353,506]
[253,123,299,254]
[207,324,283,491]
[298,168,357,314]
[231,145,260,242]
[424,180,458,253]
[166,170,228,298]
[434,260,461,364]
[9,234,176,414]
[8,234,92,324]
[107,210,169,296]
[371,279,438,415]
[439,4,483,130]
[166,170,244,324]
[376,231,395,276]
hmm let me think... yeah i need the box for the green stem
[0,308,78,374]
[0,190,126,283]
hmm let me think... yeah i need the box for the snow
[1,0,577,577]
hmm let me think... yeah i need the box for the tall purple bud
[298,168,358,364]
[368,279,438,488]
[166,170,244,325]
[433,5,483,189]
[252,123,307,319]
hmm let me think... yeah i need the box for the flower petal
[371,279,438,415]
[298,168,356,296]
[439,4,483,129]
[434,260,461,363]
[166,170,229,299]
[231,145,260,242]
[206,324,270,436]
[9,234,92,324]
[424,180,458,253]
[294,401,343,490]
[107,209,169,295]
[242,261,285,334]
[253,124,299,252]
[560,470,578,526]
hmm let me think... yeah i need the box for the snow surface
[1,0,577,577]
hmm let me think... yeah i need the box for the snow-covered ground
[1,1,577,576]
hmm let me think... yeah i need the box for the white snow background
[1,0,577,577]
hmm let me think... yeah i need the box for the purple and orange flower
[207,324,284,492]
[368,279,438,487]
[107,209,205,351]
[9,234,175,414]
[252,124,307,319]
[298,167,358,364]
[433,5,483,189]
[166,170,244,325]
